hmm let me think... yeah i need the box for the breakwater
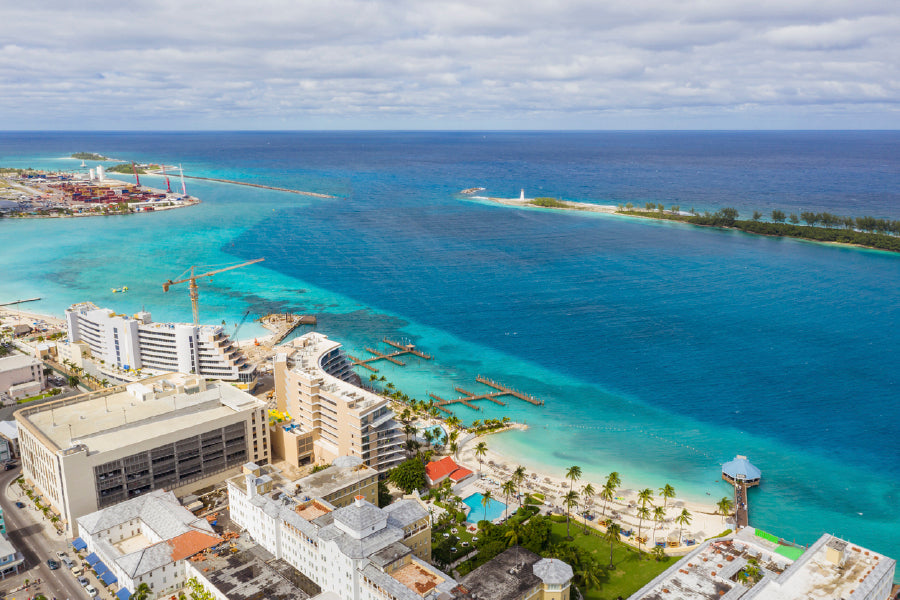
[180,174,335,198]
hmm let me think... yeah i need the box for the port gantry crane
[162,258,265,325]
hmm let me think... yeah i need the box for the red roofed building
[426,457,475,487]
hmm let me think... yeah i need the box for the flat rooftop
[296,500,332,522]
[17,374,260,453]
[392,561,444,596]
[191,545,315,600]
[456,547,542,600]
[628,530,895,600]
[293,461,377,499]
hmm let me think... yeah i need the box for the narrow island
[469,191,900,253]
[70,152,109,161]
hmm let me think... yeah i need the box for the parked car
[61,556,75,569]
[14,501,25,508]
[77,576,89,587]
[85,584,98,597]
[55,550,68,559]
[46,559,59,570]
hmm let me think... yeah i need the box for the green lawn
[548,521,677,600]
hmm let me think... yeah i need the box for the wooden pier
[427,376,544,414]
[476,375,544,405]
[733,483,749,529]
[349,339,432,372]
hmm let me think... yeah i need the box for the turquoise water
[1,132,898,570]
[464,493,507,523]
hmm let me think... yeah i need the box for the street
[0,466,88,600]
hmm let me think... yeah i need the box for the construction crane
[130,162,141,187]
[232,309,252,339]
[160,164,172,193]
[162,259,265,325]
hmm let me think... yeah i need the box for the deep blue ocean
[0,131,898,565]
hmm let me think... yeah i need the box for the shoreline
[455,427,731,554]
[472,195,900,254]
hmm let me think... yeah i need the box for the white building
[629,527,895,600]
[65,302,256,388]
[228,465,454,600]
[15,374,269,535]
[0,354,45,401]
[75,489,220,599]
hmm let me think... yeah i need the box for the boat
[111,286,129,293]
[80,160,86,167]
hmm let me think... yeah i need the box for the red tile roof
[449,467,473,481]
[168,530,221,562]
[426,456,460,483]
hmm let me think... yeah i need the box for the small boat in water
[111,286,129,293]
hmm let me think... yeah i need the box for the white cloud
[0,0,898,128]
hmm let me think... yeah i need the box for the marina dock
[721,455,760,530]
[349,338,432,372]
[427,376,545,413]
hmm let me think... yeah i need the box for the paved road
[0,466,88,600]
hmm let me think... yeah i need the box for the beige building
[0,354,45,401]
[273,333,404,473]
[15,374,269,536]
[292,456,379,509]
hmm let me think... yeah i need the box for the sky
[2,0,899,130]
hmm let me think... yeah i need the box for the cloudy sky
[3,0,899,129]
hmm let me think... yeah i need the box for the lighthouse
[520,189,525,201]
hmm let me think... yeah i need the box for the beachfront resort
[2,301,897,600]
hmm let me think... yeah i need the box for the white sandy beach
[456,429,731,555]
[476,195,620,214]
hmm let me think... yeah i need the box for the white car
[55,550,68,559]
[85,584,98,597]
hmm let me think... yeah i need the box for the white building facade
[65,302,256,387]
[228,469,455,600]
[76,489,220,599]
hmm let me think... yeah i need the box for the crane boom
[162,258,265,325]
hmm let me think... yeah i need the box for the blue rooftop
[722,455,761,481]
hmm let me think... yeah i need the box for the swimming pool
[423,424,446,442]
[463,493,507,523]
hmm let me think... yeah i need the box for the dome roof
[722,455,761,481]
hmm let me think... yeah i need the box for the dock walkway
[733,483,749,528]
[428,376,544,414]
[349,338,432,372]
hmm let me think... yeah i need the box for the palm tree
[563,490,579,540]
[422,429,435,447]
[130,582,152,600]
[565,465,582,493]
[449,441,458,458]
[474,441,488,476]
[446,415,461,430]
[607,471,622,489]
[580,483,595,533]
[653,505,666,545]
[636,505,651,548]
[600,482,615,517]
[638,487,654,509]
[513,465,527,507]
[579,558,603,592]
[501,480,516,521]
[659,483,675,511]
[675,508,692,546]
[716,496,734,524]
[481,490,494,522]
[652,545,666,561]
[603,520,622,568]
